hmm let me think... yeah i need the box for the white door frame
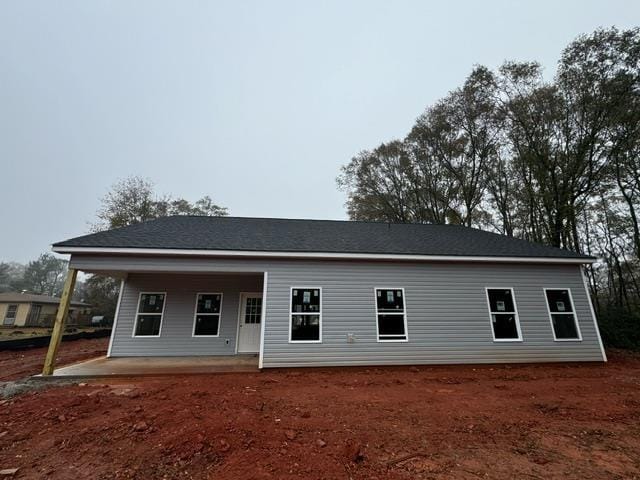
[235,292,263,354]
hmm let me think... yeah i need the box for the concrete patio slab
[44,355,260,378]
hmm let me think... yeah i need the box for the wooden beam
[42,268,78,376]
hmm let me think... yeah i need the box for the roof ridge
[164,215,459,227]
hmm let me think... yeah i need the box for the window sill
[132,335,161,338]
[492,338,523,343]
[192,335,221,338]
[377,339,408,343]
[288,340,322,344]
[553,338,582,342]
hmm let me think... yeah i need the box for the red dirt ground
[1,347,639,479]
[0,338,109,381]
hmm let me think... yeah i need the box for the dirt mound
[0,337,108,381]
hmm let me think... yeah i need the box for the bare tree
[337,27,640,348]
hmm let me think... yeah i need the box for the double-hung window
[193,293,223,337]
[375,288,408,342]
[289,287,321,342]
[544,289,581,341]
[486,288,522,341]
[133,293,166,337]
[3,304,17,325]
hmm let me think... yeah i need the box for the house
[0,293,91,327]
[49,216,606,369]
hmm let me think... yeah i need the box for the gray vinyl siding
[261,262,604,367]
[71,255,605,366]
[109,273,262,356]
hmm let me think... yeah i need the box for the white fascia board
[51,245,594,264]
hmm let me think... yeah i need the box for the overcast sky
[1,1,639,263]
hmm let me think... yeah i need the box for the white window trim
[485,287,523,342]
[288,286,322,344]
[543,288,582,342]
[192,292,223,338]
[132,292,167,338]
[374,287,409,343]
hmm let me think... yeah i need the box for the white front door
[237,293,262,353]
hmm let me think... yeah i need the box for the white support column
[258,272,268,369]
[106,278,126,357]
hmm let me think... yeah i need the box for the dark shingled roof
[53,216,592,260]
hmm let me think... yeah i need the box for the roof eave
[51,245,595,264]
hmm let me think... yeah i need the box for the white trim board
[581,267,607,362]
[258,272,268,369]
[106,278,125,357]
[51,246,594,264]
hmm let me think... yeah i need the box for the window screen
[193,293,223,336]
[134,293,165,336]
[486,289,520,340]
[545,289,580,340]
[290,288,321,341]
[375,289,407,341]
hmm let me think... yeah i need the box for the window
[3,304,17,325]
[133,293,166,337]
[289,287,321,342]
[544,289,581,341]
[486,288,522,341]
[193,293,223,336]
[244,297,262,324]
[375,288,408,341]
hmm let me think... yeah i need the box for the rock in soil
[344,442,365,463]
[132,421,148,432]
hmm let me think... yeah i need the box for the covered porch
[49,354,259,377]
[42,265,267,376]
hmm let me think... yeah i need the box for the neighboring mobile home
[51,216,606,368]
[0,293,91,327]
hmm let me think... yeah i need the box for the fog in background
[1,0,638,262]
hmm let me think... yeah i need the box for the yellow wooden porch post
[42,268,78,376]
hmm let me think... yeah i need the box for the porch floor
[46,355,260,378]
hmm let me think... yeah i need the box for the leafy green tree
[0,262,26,293]
[83,275,121,323]
[20,254,68,296]
[0,263,11,293]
